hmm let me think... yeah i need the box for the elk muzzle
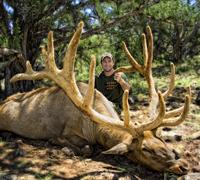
[168,158,189,175]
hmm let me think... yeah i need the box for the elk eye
[142,147,151,153]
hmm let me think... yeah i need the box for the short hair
[100,53,114,63]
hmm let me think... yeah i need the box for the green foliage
[11,19,22,49]
[145,0,200,62]
[147,0,195,21]
[35,172,53,180]
[1,0,200,94]
[0,34,8,47]
[128,73,148,99]
[176,55,200,74]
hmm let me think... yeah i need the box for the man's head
[100,53,115,73]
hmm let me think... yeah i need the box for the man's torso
[95,72,125,107]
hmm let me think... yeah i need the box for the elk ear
[102,143,129,155]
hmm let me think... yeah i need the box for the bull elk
[0,22,191,175]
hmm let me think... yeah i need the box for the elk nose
[168,159,189,175]
[179,165,189,174]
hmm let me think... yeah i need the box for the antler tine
[10,61,48,83]
[82,55,96,108]
[145,26,153,74]
[142,33,148,67]
[164,106,184,119]
[164,86,191,119]
[61,21,84,101]
[41,46,48,64]
[158,95,190,127]
[144,26,157,98]
[10,31,59,83]
[25,61,34,74]
[47,31,57,72]
[117,26,159,120]
[114,38,147,74]
[123,90,130,128]
[122,42,144,74]
[143,26,159,119]
[114,66,135,74]
[63,21,83,77]
[136,91,165,133]
[162,63,175,99]
[186,86,192,97]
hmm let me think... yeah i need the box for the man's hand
[114,72,122,83]
[114,72,131,91]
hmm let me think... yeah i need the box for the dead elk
[0,22,191,175]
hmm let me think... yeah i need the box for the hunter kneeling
[95,53,132,113]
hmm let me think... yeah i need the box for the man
[95,53,131,112]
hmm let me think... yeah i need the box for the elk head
[10,22,190,174]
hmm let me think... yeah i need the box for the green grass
[128,57,200,96]
[72,56,200,98]
[35,172,53,180]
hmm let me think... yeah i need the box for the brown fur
[0,82,189,174]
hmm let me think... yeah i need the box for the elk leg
[49,136,82,155]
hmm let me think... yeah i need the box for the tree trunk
[173,23,183,63]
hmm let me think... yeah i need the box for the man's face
[101,57,114,72]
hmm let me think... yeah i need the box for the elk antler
[11,22,165,138]
[11,22,191,138]
[115,26,190,129]
[160,86,191,127]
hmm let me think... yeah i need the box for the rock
[81,145,93,157]
[18,174,36,180]
[192,165,200,173]
[85,172,115,180]
[170,101,181,109]
[52,149,59,156]
[14,148,26,157]
[84,158,92,162]
[62,147,75,157]
[178,173,200,180]
[188,131,200,140]
[161,130,183,143]
[44,141,50,147]
[16,139,23,145]
[65,159,74,164]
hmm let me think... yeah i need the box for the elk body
[0,22,191,175]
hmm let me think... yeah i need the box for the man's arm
[114,72,131,91]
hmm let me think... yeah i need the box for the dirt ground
[0,90,200,180]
